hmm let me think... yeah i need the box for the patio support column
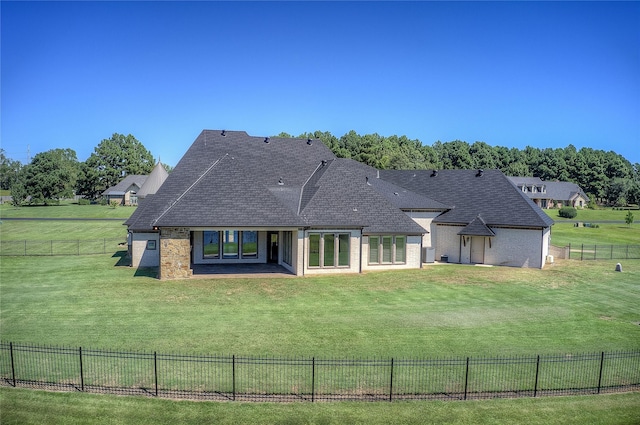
[159,227,192,280]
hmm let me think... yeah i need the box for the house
[102,175,147,206]
[136,161,169,201]
[125,130,554,279]
[508,177,589,209]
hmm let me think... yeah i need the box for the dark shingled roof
[379,169,554,228]
[126,130,428,234]
[458,215,496,236]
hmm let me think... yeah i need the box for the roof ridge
[153,153,228,226]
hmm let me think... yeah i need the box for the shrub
[77,198,91,205]
[109,200,120,209]
[558,206,577,219]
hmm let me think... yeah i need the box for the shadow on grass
[112,250,130,267]
[112,250,158,278]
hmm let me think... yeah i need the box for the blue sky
[2,1,639,167]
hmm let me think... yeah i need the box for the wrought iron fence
[1,342,638,402]
[0,238,125,256]
[568,244,640,261]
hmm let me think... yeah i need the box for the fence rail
[0,238,125,256]
[1,342,638,402]
[568,244,640,261]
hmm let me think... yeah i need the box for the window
[203,231,220,258]
[368,235,407,265]
[308,232,350,268]
[242,231,257,258]
[146,240,156,250]
[282,231,293,266]
[309,234,320,267]
[202,231,259,260]
[223,231,239,259]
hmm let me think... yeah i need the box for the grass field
[0,201,135,219]
[1,388,639,425]
[1,253,638,358]
[1,203,639,424]
[544,206,638,222]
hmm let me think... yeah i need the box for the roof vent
[394,192,399,196]
[278,177,284,185]
[476,169,484,177]
[307,138,313,145]
[221,130,226,136]
[264,137,270,144]
[366,176,371,186]
[431,170,438,177]
[321,160,327,166]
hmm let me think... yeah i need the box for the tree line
[280,130,640,206]
[1,133,155,206]
[2,131,638,207]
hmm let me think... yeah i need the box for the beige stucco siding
[404,210,439,247]
[130,232,159,268]
[484,227,547,268]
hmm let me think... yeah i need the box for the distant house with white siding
[508,177,589,209]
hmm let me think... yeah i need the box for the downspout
[420,236,423,269]
[359,228,364,273]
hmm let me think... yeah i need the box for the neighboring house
[508,177,589,209]
[102,175,147,206]
[136,162,169,201]
[125,130,554,279]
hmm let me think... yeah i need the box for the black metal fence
[568,244,640,261]
[0,239,125,256]
[1,342,638,402]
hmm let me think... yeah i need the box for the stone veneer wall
[160,227,192,280]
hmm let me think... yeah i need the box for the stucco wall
[404,210,439,247]
[130,232,160,268]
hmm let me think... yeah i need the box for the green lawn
[551,222,640,246]
[0,201,135,219]
[1,253,638,358]
[544,207,637,222]
[1,388,639,425]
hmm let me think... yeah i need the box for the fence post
[24,240,27,256]
[464,357,470,400]
[10,342,16,387]
[311,357,315,403]
[79,347,84,391]
[154,352,158,396]
[389,358,394,402]
[51,240,53,256]
[232,355,236,401]
[77,240,80,255]
[597,351,605,394]
[104,238,106,254]
[581,244,584,261]
[533,355,540,397]
[594,244,597,260]
[610,245,613,260]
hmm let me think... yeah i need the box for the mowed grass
[544,207,637,222]
[1,388,639,425]
[0,201,135,219]
[1,252,638,358]
[551,222,640,246]
[0,220,128,241]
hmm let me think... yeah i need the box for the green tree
[23,148,79,204]
[0,149,22,190]
[625,211,634,227]
[80,133,154,199]
[9,168,28,207]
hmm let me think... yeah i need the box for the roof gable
[380,169,553,228]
